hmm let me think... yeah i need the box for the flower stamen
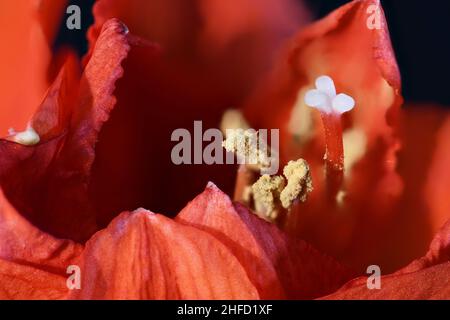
[251,159,313,222]
[8,125,40,146]
[280,159,313,209]
[305,75,355,199]
[222,129,272,169]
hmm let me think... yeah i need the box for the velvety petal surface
[0,188,82,299]
[0,259,68,300]
[69,209,259,300]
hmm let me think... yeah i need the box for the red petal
[177,183,352,299]
[192,0,311,91]
[400,219,450,274]
[0,56,84,241]
[0,189,82,300]
[0,19,133,241]
[89,0,308,66]
[322,219,450,299]
[56,19,132,186]
[36,0,68,43]
[69,210,259,300]
[322,262,450,300]
[0,259,68,300]
[0,1,55,134]
[423,111,450,233]
[373,106,450,271]
[31,52,81,140]
[0,188,82,271]
[89,0,198,56]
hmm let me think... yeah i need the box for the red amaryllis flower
[0,0,448,300]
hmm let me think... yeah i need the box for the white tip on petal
[12,126,40,146]
[315,75,336,98]
[332,93,355,114]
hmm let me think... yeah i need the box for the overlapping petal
[66,183,351,300]
[69,209,259,300]
[0,19,134,241]
[0,188,82,271]
[177,183,352,299]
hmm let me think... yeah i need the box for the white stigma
[304,75,355,115]
[9,125,40,146]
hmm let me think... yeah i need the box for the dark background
[55,0,450,106]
